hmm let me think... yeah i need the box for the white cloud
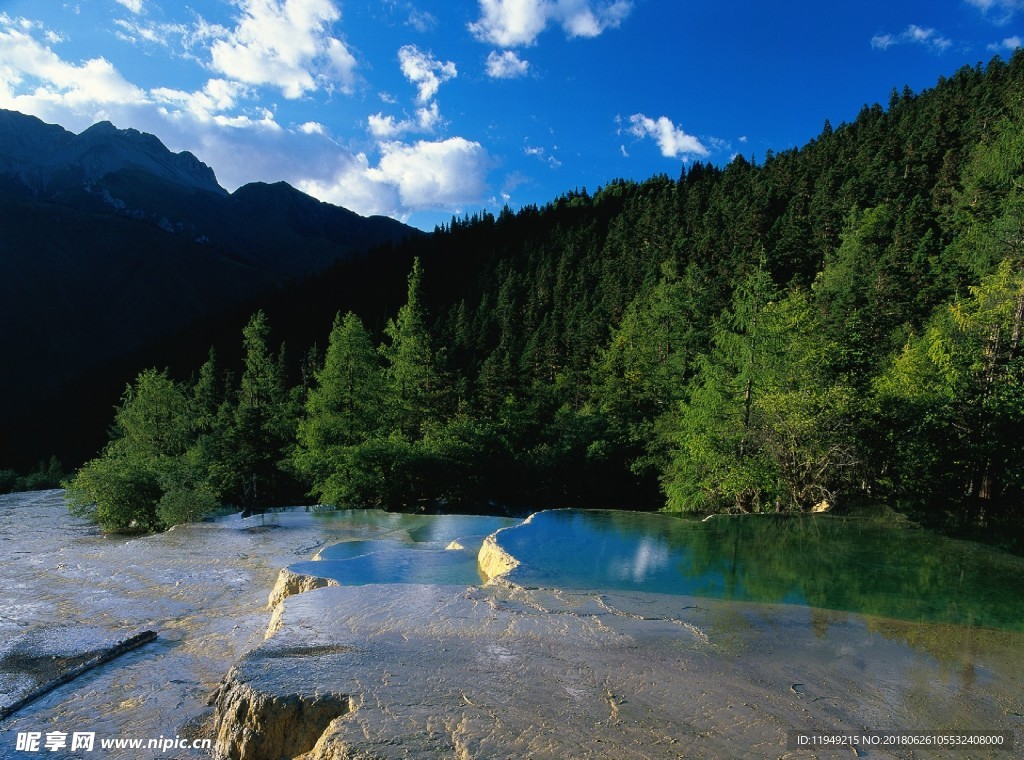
[368,112,403,139]
[0,12,488,224]
[416,101,441,130]
[150,78,249,122]
[373,138,489,208]
[208,0,357,98]
[299,137,491,217]
[470,0,548,46]
[870,33,895,50]
[627,114,708,159]
[406,9,437,33]
[113,17,195,49]
[0,18,288,197]
[524,144,561,168]
[907,24,952,50]
[705,136,730,152]
[871,24,952,52]
[114,0,144,13]
[366,101,441,139]
[369,48,453,140]
[469,0,632,47]
[486,49,530,78]
[559,0,631,38]
[299,152,401,217]
[0,20,146,119]
[966,0,1024,24]
[209,107,281,131]
[398,44,457,103]
[987,34,1023,50]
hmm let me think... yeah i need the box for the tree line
[68,53,1024,545]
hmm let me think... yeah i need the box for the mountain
[0,110,416,468]
[0,111,224,197]
[0,110,413,278]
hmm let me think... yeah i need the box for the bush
[66,452,163,533]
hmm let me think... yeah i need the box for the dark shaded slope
[0,111,416,469]
[0,192,271,406]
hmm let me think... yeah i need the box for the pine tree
[293,312,386,504]
[660,263,780,513]
[661,268,857,513]
[876,258,1024,525]
[221,311,297,508]
[66,368,217,531]
[594,258,695,470]
[381,258,441,438]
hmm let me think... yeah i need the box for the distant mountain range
[0,109,416,468]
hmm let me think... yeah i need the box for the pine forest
[66,53,1024,550]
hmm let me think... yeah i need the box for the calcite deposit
[211,580,1024,759]
[211,669,351,760]
[5,493,1022,760]
[267,567,340,610]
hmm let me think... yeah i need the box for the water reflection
[287,511,521,587]
[291,547,487,587]
[494,510,1024,632]
[255,509,519,544]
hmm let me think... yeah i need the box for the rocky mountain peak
[0,109,226,197]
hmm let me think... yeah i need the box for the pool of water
[491,509,1024,632]
[285,511,520,587]
[291,547,485,587]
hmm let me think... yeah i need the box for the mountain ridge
[0,109,225,197]
[0,109,416,468]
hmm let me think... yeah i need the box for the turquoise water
[254,508,518,543]
[283,508,1024,632]
[291,548,485,587]
[284,511,520,587]
[493,510,1024,632]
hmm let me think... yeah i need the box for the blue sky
[1,1,1022,229]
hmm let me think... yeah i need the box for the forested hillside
[67,53,1024,545]
[0,111,414,471]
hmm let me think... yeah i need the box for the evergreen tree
[293,311,386,504]
[220,311,298,508]
[875,258,1024,526]
[56,51,1024,541]
[661,271,858,513]
[594,258,696,477]
[66,368,217,531]
[381,258,442,438]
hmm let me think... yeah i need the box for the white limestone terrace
[229,507,1024,759]
[0,491,383,758]
[3,492,1023,759]
[218,579,1024,759]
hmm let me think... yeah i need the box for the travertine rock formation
[211,664,351,760]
